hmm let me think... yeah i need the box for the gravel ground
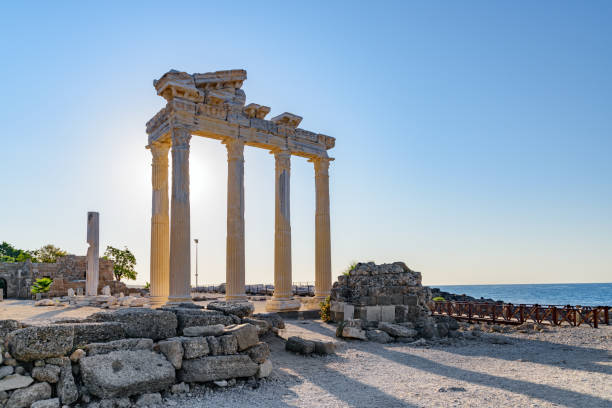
[3,300,610,407]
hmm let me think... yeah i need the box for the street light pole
[194,239,199,292]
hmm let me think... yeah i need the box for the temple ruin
[146,69,335,311]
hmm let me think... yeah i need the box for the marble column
[169,128,192,302]
[266,150,300,311]
[224,138,247,301]
[86,212,99,296]
[312,157,332,300]
[149,141,170,307]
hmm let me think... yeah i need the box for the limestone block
[80,350,175,398]
[7,326,74,361]
[7,382,52,408]
[179,355,258,383]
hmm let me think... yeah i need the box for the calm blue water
[435,283,612,306]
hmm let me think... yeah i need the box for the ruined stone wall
[0,256,119,298]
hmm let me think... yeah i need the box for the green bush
[433,296,445,302]
[320,296,331,322]
[31,278,53,294]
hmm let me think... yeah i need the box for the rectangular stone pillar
[224,138,247,301]
[266,150,300,311]
[312,157,332,300]
[149,141,170,307]
[169,128,192,302]
[86,212,99,296]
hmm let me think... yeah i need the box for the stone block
[223,324,258,351]
[89,308,177,341]
[381,306,396,323]
[7,326,74,361]
[80,350,175,398]
[179,355,258,382]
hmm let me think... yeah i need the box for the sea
[434,283,612,307]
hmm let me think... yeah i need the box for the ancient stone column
[169,128,192,302]
[312,156,332,300]
[149,141,170,307]
[266,150,300,311]
[86,212,99,296]
[224,138,247,301]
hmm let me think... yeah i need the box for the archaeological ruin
[146,69,335,311]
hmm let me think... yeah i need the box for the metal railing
[431,301,611,328]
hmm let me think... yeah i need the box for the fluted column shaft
[169,128,192,302]
[225,138,246,301]
[313,157,332,299]
[274,151,293,299]
[149,142,170,306]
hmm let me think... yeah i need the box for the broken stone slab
[207,301,254,318]
[183,324,225,337]
[89,308,177,340]
[252,312,285,329]
[7,382,52,408]
[85,338,154,356]
[179,355,258,383]
[157,340,183,369]
[378,322,418,338]
[366,329,393,343]
[256,359,273,378]
[0,374,34,392]
[245,342,270,363]
[32,365,61,383]
[80,350,175,398]
[223,324,258,351]
[7,326,74,361]
[31,398,60,408]
[285,336,315,355]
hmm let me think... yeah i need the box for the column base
[265,297,301,312]
[149,296,169,308]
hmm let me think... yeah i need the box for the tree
[104,246,137,281]
[33,244,68,263]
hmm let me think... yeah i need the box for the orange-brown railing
[431,301,611,328]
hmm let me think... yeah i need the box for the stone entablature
[0,256,120,299]
[146,69,335,160]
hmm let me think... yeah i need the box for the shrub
[320,295,331,322]
[31,278,53,294]
[433,296,445,302]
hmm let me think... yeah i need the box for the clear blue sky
[1,1,610,285]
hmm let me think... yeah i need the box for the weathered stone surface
[179,355,258,382]
[64,323,126,349]
[7,326,74,361]
[314,341,336,355]
[0,374,33,392]
[135,392,162,407]
[180,337,209,359]
[206,336,220,356]
[218,335,238,355]
[80,350,175,398]
[246,342,270,363]
[378,322,418,338]
[89,308,177,340]
[32,365,61,383]
[256,359,273,378]
[341,326,367,340]
[158,340,183,369]
[366,329,393,343]
[223,324,258,351]
[85,338,153,356]
[7,382,52,408]
[252,313,285,329]
[31,398,60,408]
[285,336,315,354]
[0,320,21,339]
[207,301,254,318]
[57,360,78,405]
[183,324,224,337]
[0,366,14,380]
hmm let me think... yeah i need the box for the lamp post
[194,239,199,292]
